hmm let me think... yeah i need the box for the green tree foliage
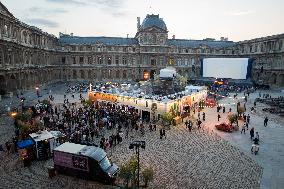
[142,167,154,187]
[118,156,138,188]
[227,113,238,125]
[161,112,174,126]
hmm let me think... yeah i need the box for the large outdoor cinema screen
[202,58,250,79]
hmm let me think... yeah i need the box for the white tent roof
[160,67,177,78]
[185,85,206,91]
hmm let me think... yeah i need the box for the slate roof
[167,39,235,48]
[59,36,138,45]
[59,36,235,48]
[140,14,167,31]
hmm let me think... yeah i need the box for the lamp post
[129,140,145,189]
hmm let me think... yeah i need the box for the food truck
[29,130,64,160]
[53,142,119,183]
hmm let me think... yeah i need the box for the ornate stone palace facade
[0,2,284,92]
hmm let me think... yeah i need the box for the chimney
[137,17,140,31]
[172,35,175,39]
[127,34,129,38]
[70,33,73,37]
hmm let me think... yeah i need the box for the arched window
[123,70,127,78]
[107,57,112,65]
[116,70,120,78]
[4,25,8,36]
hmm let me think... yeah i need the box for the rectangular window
[122,57,127,65]
[73,57,76,64]
[98,57,102,64]
[151,59,156,66]
[115,56,119,64]
[61,57,66,64]
[88,57,92,64]
[79,57,84,63]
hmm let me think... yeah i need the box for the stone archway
[73,70,77,79]
[9,74,17,91]
[278,74,284,86]
[271,73,277,84]
[80,70,85,79]
[150,70,156,79]
[0,75,6,94]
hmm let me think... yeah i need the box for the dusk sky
[2,0,284,41]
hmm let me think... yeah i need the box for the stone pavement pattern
[0,83,264,189]
[200,91,284,189]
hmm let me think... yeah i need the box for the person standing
[247,114,250,124]
[250,127,254,140]
[223,107,225,113]
[202,112,205,121]
[255,132,260,141]
[264,117,268,127]
[217,114,221,121]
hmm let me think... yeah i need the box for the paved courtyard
[1,82,283,188]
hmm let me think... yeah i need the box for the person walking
[264,117,268,127]
[188,120,192,132]
[159,128,163,139]
[241,123,246,134]
[250,127,254,140]
[217,114,221,121]
[202,112,205,121]
[223,106,225,113]
[162,129,166,139]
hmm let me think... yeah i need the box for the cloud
[28,6,68,15]
[44,0,128,17]
[25,18,59,28]
[45,0,87,6]
[228,10,255,16]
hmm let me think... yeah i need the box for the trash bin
[47,166,56,178]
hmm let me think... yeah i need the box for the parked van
[53,142,119,183]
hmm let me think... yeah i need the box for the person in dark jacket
[250,127,254,140]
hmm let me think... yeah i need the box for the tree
[119,164,133,188]
[237,106,245,117]
[227,113,238,126]
[142,167,154,187]
[161,112,174,127]
[118,156,138,188]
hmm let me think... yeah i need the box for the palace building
[0,1,284,93]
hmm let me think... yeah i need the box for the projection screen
[202,58,249,79]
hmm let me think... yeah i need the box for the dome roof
[140,14,167,31]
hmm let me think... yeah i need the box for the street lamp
[129,140,145,189]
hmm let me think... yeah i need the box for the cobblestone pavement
[0,119,262,189]
[0,83,264,189]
